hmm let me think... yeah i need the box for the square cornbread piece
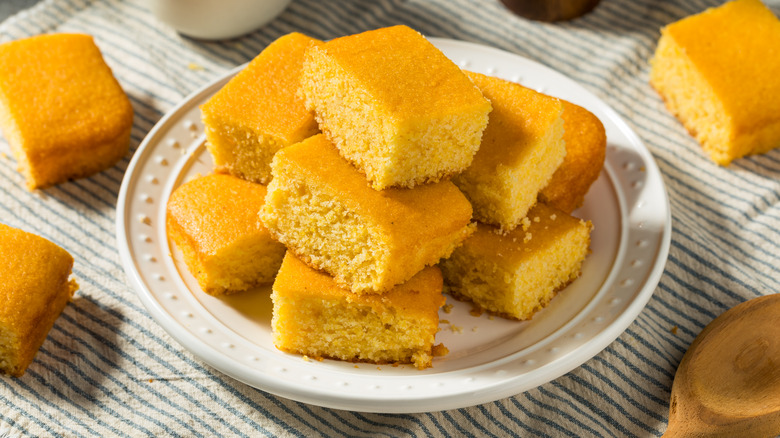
[167,174,286,295]
[440,203,592,320]
[453,72,565,232]
[272,253,445,369]
[650,0,780,165]
[261,134,475,294]
[538,100,607,214]
[0,34,133,190]
[300,25,491,189]
[201,33,321,184]
[0,224,78,376]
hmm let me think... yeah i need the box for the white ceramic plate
[116,38,671,413]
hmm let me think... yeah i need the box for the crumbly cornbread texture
[649,0,780,165]
[201,33,321,184]
[300,25,492,189]
[0,224,78,376]
[166,174,286,295]
[0,33,133,190]
[261,134,475,294]
[453,72,565,232]
[539,100,606,213]
[440,203,592,320]
[272,253,445,369]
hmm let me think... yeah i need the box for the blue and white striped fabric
[1,0,779,436]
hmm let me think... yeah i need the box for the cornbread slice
[272,253,445,369]
[0,34,134,190]
[649,0,780,165]
[440,203,592,320]
[0,224,78,376]
[300,25,492,189]
[539,100,606,213]
[453,72,566,232]
[261,134,475,294]
[166,174,285,295]
[201,33,321,184]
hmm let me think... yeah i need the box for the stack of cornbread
[168,26,606,369]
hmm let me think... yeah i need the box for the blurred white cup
[149,0,292,40]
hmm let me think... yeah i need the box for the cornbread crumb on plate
[649,0,780,165]
[0,33,133,190]
[271,253,446,370]
[166,173,285,296]
[300,25,491,189]
[538,100,606,214]
[454,72,565,232]
[261,134,475,294]
[201,33,321,184]
[0,223,78,377]
[440,203,592,320]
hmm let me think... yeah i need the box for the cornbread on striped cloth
[1,0,777,436]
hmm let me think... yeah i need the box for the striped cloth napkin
[1,0,779,436]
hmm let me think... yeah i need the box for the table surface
[1,0,779,437]
[0,0,38,21]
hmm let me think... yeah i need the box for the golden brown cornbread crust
[201,33,321,184]
[300,25,491,189]
[261,134,475,293]
[455,72,566,232]
[0,33,133,190]
[539,100,606,213]
[440,203,592,321]
[0,223,78,376]
[649,0,780,164]
[272,253,445,369]
[166,174,285,295]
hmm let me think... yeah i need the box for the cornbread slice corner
[201,32,321,184]
[440,203,592,320]
[261,134,475,294]
[539,100,606,214]
[272,253,445,369]
[649,0,780,165]
[300,25,492,189]
[166,174,286,295]
[453,72,566,232]
[0,223,78,376]
[0,33,133,190]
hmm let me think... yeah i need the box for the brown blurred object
[500,0,601,21]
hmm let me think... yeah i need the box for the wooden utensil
[664,294,780,437]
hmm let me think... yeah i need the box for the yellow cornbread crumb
[432,344,449,357]
[0,34,134,190]
[454,72,565,232]
[271,253,445,369]
[441,203,592,320]
[261,134,475,294]
[201,33,321,184]
[649,0,780,164]
[300,25,491,189]
[166,174,286,295]
[0,224,78,376]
